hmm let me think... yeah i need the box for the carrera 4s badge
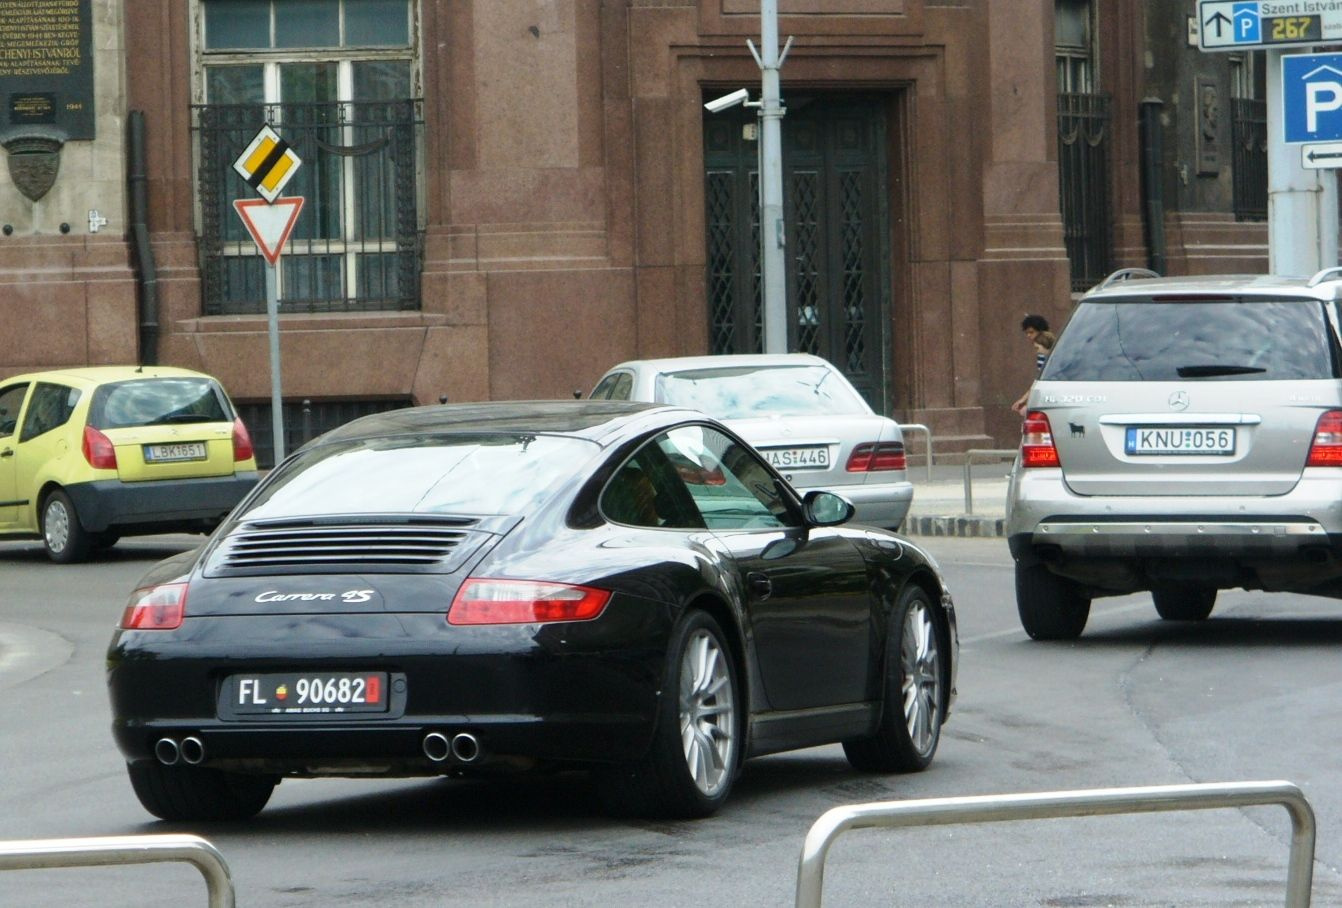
[254,589,375,603]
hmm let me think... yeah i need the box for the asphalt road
[2,533,1341,906]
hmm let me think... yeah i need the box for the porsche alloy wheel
[679,624,738,798]
[843,585,944,773]
[596,610,741,818]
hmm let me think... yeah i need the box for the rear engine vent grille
[210,517,485,574]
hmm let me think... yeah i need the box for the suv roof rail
[1095,268,1160,290]
[1307,267,1342,286]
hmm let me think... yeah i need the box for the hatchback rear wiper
[1175,364,1267,378]
[153,414,219,424]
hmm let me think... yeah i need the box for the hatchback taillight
[120,583,187,630]
[846,442,906,472]
[232,418,255,462]
[1306,410,1342,466]
[447,579,612,625]
[1021,411,1061,468]
[82,426,117,470]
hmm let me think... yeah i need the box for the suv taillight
[1307,410,1342,466]
[846,441,906,472]
[82,426,117,470]
[232,418,255,462]
[1021,411,1061,468]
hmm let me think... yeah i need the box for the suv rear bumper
[65,474,259,532]
[1007,469,1342,595]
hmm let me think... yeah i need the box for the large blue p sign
[1283,53,1342,143]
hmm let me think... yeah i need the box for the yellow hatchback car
[0,366,259,562]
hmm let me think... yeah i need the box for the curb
[901,514,1005,538]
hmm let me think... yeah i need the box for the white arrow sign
[233,196,304,265]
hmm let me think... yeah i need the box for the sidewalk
[901,461,1012,539]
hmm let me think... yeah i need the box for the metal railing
[897,423,933,481]
[796,780,1315,907]
[962,448,1016,514]
[0,834,235,908]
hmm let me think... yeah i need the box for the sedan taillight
[846,441,906,472]
[1306,410,1342,466]
[1021,411,1061,468]
[448,579,611,625]
[82,426,117,470]
[120,583,187,630]
[232,418,255,462]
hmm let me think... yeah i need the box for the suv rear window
[89,378,232,429]
[1041,299,1342,382]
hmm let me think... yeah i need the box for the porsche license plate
[144,442,207,462]
[222,672,389,715]
[1124,426,1235,456]
[762,446,830,470]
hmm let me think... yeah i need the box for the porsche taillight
[232,418,255,462]
[845,442,907,472]
[120,583,187,630]
[447,579,612,625]
[82,426,117,470]
[1021,411,1061,468]
[1306,410,1342,466]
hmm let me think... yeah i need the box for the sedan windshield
[237,433,599,519]
[654,365,869,418]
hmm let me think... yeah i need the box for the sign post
[1196,1,1340,274]
[232,126,303,463]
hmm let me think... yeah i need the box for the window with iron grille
[195,0,423,315]
[1055,0,1112,292]
[236,397,412,470]
[1230,53,1267,222]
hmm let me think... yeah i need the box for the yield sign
[233,196,304,266]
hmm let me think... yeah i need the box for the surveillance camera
[704,88,750,114]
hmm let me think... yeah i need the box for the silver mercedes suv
[1007,268,1342,639]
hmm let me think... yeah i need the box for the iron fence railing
[195,99,423,316]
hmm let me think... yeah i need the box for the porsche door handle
[746,571,773,599]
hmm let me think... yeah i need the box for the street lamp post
[704,4,792,354]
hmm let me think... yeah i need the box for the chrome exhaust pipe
[180,736,206,765]
[450,732,481,763]
[154,737,180,766]
[422,731,451,763]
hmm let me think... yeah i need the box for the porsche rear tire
[596,610,741,819]
[127,761,277,821]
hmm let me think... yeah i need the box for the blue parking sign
[1283,53,1342,143]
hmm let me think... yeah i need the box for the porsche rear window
[89,378,232,429]
[1041,299,1342,382]
[238,433,598,519]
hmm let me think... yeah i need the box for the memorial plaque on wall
[0,0,94,140]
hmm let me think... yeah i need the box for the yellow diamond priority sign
[233,125,302,203]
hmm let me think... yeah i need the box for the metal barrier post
[796,780,1315,908]
[897,423,933,482]
[962,448,1016,514]
[0,834,235,908]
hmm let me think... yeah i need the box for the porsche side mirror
[803,490,854,527]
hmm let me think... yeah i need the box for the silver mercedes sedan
[590,353,913,529]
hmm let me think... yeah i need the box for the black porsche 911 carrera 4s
[107,400,957,820]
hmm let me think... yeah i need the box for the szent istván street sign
[1198,0,1342,51]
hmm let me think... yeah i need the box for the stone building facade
[0,1,1268,462]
